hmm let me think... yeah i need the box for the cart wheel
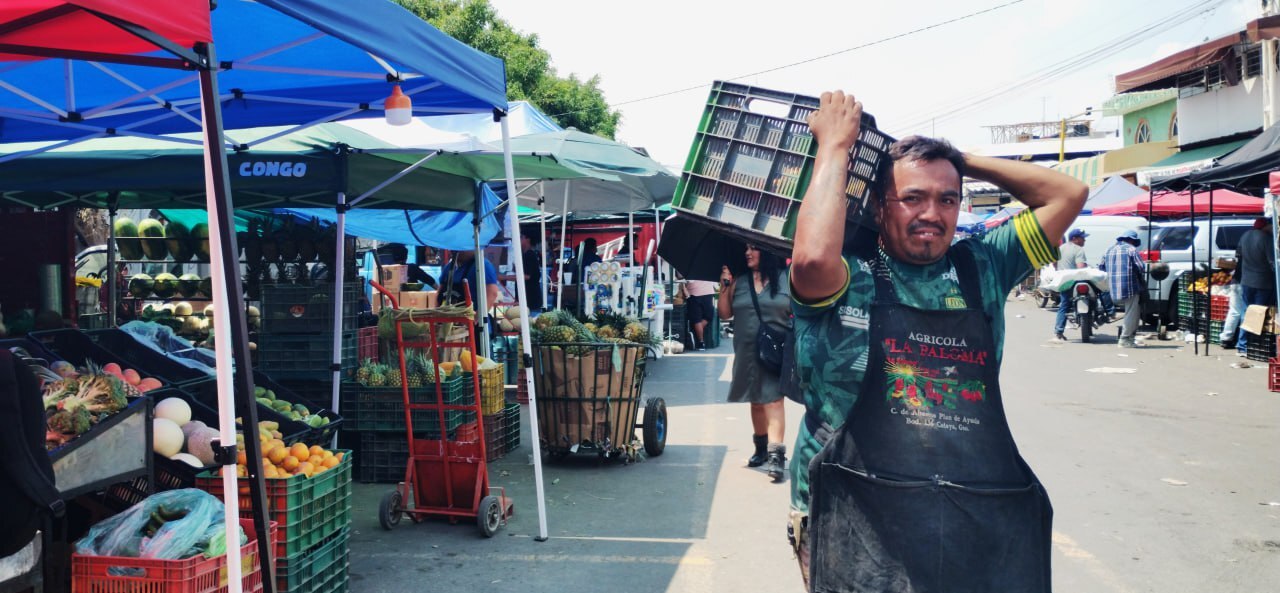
[643,397,667,457]
[379,490,403,531]
[478,495,503,537]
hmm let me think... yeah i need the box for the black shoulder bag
[748,277,803,402]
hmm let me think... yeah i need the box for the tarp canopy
[1091,188,1264,216]
[1183,125,1280,188]
[343,100,561,144]
[1140,138,1250,186]
[1083,175,1146,210]
[507,129,678,213]
[0,0,506,144]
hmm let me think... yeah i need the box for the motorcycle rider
[1053,229,1088,341]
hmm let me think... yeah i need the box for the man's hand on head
[807,91,862,157]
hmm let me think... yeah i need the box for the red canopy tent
[1091,188,1264,216]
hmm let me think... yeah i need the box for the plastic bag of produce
[119,321,218,373]
[75,488,245,560]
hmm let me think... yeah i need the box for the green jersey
[789,209,1059,513]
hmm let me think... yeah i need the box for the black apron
[807,248,1053,593]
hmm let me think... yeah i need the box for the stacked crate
[339,374,476,483]
[257,282,361,381]
[196,454,353,593]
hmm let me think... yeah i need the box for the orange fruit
[321,450,335,460]
[309,445,324,457]
[297,462,314,478]
[236,450,247,466]
[290,443,310,460]
[307,454,323,466]
[264,466,279,479]
[313,465,328,474]
[282,456,300,472]
[335,452,345,462]
[321,456,340,469]
[268,447,288,465]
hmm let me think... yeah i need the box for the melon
[192,223,210,261]
[153,273,179,298]
[199,276,212,297]
[114,217,144,260]
[177,273,202,298]
[170,453,205,468]
[128,273,155,298]
[155,397,192,426]
[138,218,168,260]
[164,220,193,262]
[153,418,184,457]
[173,301,194,317]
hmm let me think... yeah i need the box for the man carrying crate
[788,91,1086,591]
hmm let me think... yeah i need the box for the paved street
[348,298,1280,592]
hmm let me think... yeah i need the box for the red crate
[1210,295,1229,321]
[357,327,378,363]
[71,519,274,593]
[1270,360,1280,393]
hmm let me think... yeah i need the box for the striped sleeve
[792,258,851,316]
[1012,209,1059,268]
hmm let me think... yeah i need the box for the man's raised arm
[791,91,862,303]
[963,154,1087,247]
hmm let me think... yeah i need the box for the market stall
[0,1,521,591]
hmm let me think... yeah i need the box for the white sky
[484,0,1258,170]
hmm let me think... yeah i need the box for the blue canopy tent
[0,0,554,575]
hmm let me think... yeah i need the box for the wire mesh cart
[370,281,512,536]
[531,342,666,461]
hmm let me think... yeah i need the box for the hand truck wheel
[642,397,667,457]
[379,489,403,531]
[478,495,503,537]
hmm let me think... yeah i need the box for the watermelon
[114,217,144,260]
[153,273,179,298]
[128,273,155,298]
[191,223,210,262]
[165,221,193,262]
[177,273,202,298]
[139,218,168,260]
[199,276,212,297]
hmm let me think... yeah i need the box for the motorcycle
[1068,280,1107,342]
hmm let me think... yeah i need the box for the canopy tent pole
[198,46,272,593]
[473,188,490,358]
[1272,191,1280,317]
[107,194,118,327]
[654,205,663,286]
[555,185,569,310]
[1206,188,1214,357]
[539,182,549,311]
[501,116,550,541]
[1190,186,1198,356]
[329,192,348,443]
[628,211,635,268]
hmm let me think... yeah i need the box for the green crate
[260,282,360,335]
[195,450,352,559]
[256,330,357,379]
[500,401,521,453]
[340,375,474,434]
[276,527,350,593]
[671,81,894,251]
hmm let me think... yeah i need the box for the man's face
[521,236,532,250]
[876,158,961,265]
[1072,236,1086,246]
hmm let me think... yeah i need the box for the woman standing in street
[719,244,791,481]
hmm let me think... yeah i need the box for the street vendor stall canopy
[1090,188,1264,216]
[0,0,506,143]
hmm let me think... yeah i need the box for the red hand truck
[370,280,512,536]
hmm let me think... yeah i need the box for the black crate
[260,282,361,334]
[338,376,474,435]
[29,329,189,390]
[356,431,424,484]
[500,402,521,454]
[275,379,337,410]
[256,330,357,380]
[1246,331,1276,362]
[671,81,893,252]
[182,372,342,445]
[86,328,212,387]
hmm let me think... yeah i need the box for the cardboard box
[370,290,399,314]
[401,290,438,310]
[379,264,408,290]
[1240,305,1276,336]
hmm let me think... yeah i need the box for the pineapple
[542,326,575,343]
[387,366,402,388]
[355,359,374,385]
[623,322,651,344]
[417,352,436,384]
[596,325,619,339]
[583,322,598,333]
[367,363,387,387]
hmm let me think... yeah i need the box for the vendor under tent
[1089,188,1263,217]
[0,0,559,582]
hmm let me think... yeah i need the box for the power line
[891,0,1229,135]
[542,0,1026,119]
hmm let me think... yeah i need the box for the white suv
[1142,217,1256,326]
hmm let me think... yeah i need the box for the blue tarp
[419,101,562,142]
[275,183,506,250]
[0,0,507,143]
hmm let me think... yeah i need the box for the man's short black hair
[874,135,966,204]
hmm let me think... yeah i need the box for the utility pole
[1263,0,1278,128]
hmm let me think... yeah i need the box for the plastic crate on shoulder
[671,81,894,252]
[256,330,357,380]
[276,527,349,593]
[260,282,360,334]
[195,451,352,560]
[339,375,474,435]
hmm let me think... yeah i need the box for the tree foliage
[394,0,621,138]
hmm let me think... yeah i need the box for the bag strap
[746,275,765,324]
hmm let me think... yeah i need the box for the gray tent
[1083,176,1146,211]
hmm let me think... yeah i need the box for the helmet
[1067,229,1088,240]
[1118,229,1139,242]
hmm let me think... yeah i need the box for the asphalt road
[347,298,1279,592]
